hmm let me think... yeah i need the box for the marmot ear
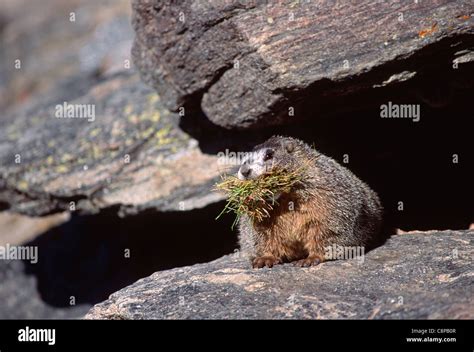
[285,141,295,153]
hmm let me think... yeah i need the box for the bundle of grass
[215,167,305,228]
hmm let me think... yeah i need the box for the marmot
[237,136,383,268]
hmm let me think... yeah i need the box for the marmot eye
[263,149,274,161]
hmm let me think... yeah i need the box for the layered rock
[132,0,474,129]
[0,72,229,216]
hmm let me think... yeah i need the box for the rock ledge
[85,230,474,319]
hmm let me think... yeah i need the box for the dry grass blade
[214,167,305,228]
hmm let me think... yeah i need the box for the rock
[0,211,70,246]
[132,0,474,129]
[85,230,474,319]
[0,260,90,319]
[0,0,132,112]
[0,71,227,216]
[0,0,231,217]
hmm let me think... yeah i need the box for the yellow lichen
[149,111,160,123]
[91,145,101,158]
[61,153,73,163]
[128,114,139,124]
[123,104,133,115]
[55,165,69,173]
[8,131,19,140]
[90,128,101,137]
[147,93,160,105]
[18,180,29,191]
[141,127,155,139]
[155,125,174,145]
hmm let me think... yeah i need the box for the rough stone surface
[85,230,474,319]
[0,211,70,246]
[0,260,90,319]
[0,0,132,113]
[0,72,227,216]
[132,0,474,129]
[0,0,232,217]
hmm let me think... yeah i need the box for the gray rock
[0,71,226,216]
[0,211,69,246]
[0,0,132,113]
[85,230,474,319]
[0,260,90,319]
[131,0,474,129]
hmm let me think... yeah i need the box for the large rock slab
[0,72,226,216]
[132,0,474,129]
[85,230,474,319]
[0,0,132,112]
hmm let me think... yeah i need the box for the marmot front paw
[252,256,280,269]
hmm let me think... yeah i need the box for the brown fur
[251,192,329,267]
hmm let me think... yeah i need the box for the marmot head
[237,136,313,180]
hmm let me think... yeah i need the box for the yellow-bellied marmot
[237,136,383,268]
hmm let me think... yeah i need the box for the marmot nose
[240,164,251,178]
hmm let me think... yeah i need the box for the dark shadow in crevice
[0,201,9,212]
[23,202,238,307]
